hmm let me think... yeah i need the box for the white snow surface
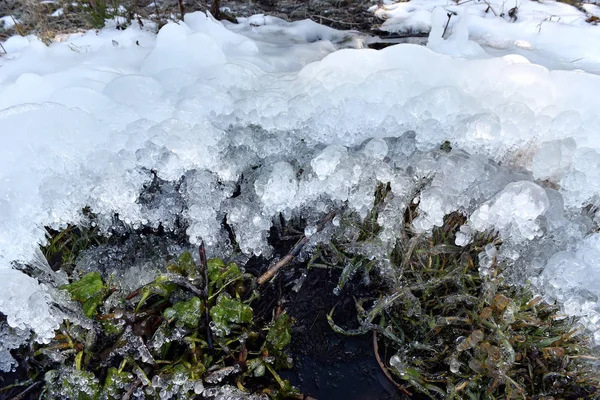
[373,0,600,73]
[2,5,600,361]
[0,16,19,29]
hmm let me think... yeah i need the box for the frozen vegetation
[1,0,600,378]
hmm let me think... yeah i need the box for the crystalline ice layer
[468,181,550,243]
[2,9,600,352]
[0,321,30,372]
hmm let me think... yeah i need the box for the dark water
[276,266,408,400]
[281,336,404,400]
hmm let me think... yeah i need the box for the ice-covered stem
[198,241,214,352]
[10,380,41,400]
[257,212,336,285]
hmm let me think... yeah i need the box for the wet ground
[281,268,405,400]
[251,226,409,400]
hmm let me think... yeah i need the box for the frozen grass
[325,200,600,399]
[0,0,181,40]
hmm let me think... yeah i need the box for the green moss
[210,295,253,336]
[167,251,198,279]
[163,296,204,328]
[27,248,296,399]
[266,313,292,351]
[61,272,105,317]
[102,367,133,399]
[208,258,244,292]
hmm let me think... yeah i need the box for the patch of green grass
[77,0,123,29]
[43,218,105,274]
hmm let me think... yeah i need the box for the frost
[201,384,268,400]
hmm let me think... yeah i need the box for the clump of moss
[327,212,600,399]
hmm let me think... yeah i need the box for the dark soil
[251,245,409,400]
[283,268,405,400]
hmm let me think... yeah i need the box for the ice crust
[2,9,600,360]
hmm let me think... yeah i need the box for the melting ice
[2,8,600,370]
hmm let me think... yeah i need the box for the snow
[2,2,600,363]
[0,16,19,29]
[51,8,64,18]
[373,0,600,73]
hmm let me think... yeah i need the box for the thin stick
[153,0,162,25]
[199,241,214,352]
[10,381,42,400]
[257,212,336,285]
[483,0,498,16]
[442,12,453,38]
[10,15,25,37]
[373,331,412,397]
[310,15,360,26]
[122,379,141,400]
[0,379,32,394]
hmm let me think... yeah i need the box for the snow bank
[373,0,600,74]
[2,7,600,362]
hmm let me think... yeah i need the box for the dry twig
[373,331,412,397]
[258,212,336,285]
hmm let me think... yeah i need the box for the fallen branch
[373,331,412,397]
[257,212,336,285]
